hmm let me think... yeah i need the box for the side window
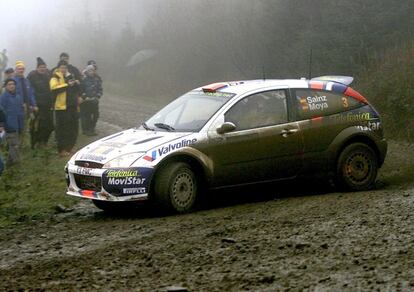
[295,89,364,120]
[225,90,288,131]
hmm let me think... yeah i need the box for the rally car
[65,76,387,213]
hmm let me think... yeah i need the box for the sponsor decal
[80,153,106,162]
[106,170,139,178]
[299,97,309,111]
[331,112,375,123]
[356,121,381,131]
[123,187,146,195]
[298,95,328,111]
[101,142,126,148]
[75,166,92,176]
[91,145,115,155]
[102,167,153,197]
[143,138,197,162]
[107,177,146,185]
[306,95,328,111]
[143,150,157,162]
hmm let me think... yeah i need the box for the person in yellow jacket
[50,60,81,157]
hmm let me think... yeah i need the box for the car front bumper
[66,164,154,202]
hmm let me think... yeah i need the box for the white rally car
[66,78,387,213]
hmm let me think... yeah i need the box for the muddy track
[0,94,413,291]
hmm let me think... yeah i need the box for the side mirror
[216,122,236,134]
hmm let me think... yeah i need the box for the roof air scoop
[202,82,228,93]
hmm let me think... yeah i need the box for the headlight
[103,153,144,169]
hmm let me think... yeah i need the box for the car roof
[195,79,309,95]
[195,77,368,104]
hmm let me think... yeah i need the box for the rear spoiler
[310,75,367,104]
[311,76,354,86]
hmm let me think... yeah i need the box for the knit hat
[15,60,25,68]
[57,60,68,67]
[4,67,14,74]
[37,57,46,67]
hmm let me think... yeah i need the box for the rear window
[294,89,365,120]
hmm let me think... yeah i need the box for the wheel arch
[330,131,384,171]
[148,150,212,197]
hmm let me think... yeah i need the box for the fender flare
[149,147,214,193]
[327,126,385,170]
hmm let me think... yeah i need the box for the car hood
[74,128,193,164]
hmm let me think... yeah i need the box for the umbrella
[126,49,157,67]
[29,112,40,149]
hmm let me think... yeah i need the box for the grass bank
[0,134,96,227]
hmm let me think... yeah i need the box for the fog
[1,0,413,97]
[1,0,151,68]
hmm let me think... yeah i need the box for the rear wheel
[336,143,378,191]
[153,162,198,213]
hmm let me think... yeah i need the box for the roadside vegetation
[357,42,414,141]
[0,135,95,227]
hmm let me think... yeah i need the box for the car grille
[74,174,102,192]
[75,160,104,169]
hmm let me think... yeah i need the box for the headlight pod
[103,153,144,169]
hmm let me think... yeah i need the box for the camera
[65,74,75,83]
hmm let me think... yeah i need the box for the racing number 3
[342,97,349,108]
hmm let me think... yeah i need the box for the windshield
[144,91,234,132]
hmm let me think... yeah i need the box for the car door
[204,89,304,187]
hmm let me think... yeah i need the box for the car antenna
[262,65,266,81]
[308,47,313,80]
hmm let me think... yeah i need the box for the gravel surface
[0,94,413,291]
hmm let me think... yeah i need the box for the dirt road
[0,94,413,291]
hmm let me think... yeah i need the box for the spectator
[0,79,25,165]
[0,105,5,174]
[4,68,14,79]
[13,61,37,114]
[1,68,14,94]
[27,57,54,148]
[80,65,103,136]
[85,60,103,89]
[53,52,81,81]
[50,60,81,157]
[0,49,8,85]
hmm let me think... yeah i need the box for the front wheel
[153,162,198,213]
[336,143,378,191]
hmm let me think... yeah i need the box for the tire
[336,143,378,191]
[153,162,198,213]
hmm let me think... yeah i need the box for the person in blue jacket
[0,78,25,165]
[80,65,103,136]
[13,61,37,114]
[0,104,5,174]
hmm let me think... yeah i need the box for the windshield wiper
[154,123,175,132]
[141,122,154,131]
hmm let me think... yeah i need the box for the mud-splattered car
[65,76,387,212]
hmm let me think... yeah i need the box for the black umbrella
[29,111,40,149]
